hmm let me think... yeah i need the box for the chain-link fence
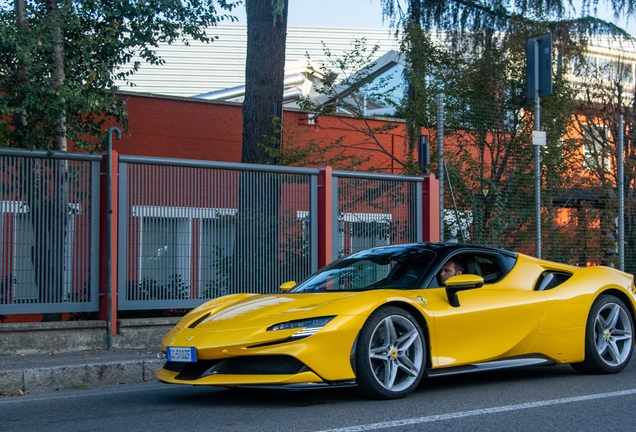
[434,94,632,272]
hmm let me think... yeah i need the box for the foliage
[377,0,635,181]
[379,0,635,36]
[566,44,636,271]
[0,381,24,396]
[199,245,234,299]
[296,39,419,173]
[263,117,371,169]
[0,0,237,151]
[200,244,311,298]
[128,274,191,301]
[436,22,584,261]
[374,1,635,265]
[396,20,451,164]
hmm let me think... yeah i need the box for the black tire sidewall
[355,306,426,399]
[582,295,634,374]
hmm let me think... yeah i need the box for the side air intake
[534,271,572,291]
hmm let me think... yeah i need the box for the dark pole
[533,39,542,258]
[104,126,120,349]
[418,134,430,174]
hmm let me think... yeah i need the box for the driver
[439,259,465,285]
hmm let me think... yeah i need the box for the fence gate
[0,149,100,315]
[117,156,320,310]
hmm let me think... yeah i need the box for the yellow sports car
[157,243,636,399]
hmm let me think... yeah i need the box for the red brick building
[109,92,413,173]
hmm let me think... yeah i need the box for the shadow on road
[154,364,586,407]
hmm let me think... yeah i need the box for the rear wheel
[572,295,634,374]
[355,307,426,399]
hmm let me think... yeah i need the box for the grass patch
[0,381,24,396]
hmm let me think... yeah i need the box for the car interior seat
[463,256,483,276]
[387,263,407,281]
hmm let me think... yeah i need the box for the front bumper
[156,314,367,385]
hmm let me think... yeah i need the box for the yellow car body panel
[156,244,636,392]
[161,311,368,381]
[156,368,325,386]
[159,291,428,383]
[423,284,547,367]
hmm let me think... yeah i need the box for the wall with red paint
[1,93,439,323]
[282,112,413,173]
[109,93,414,174]
[112,93,244,162]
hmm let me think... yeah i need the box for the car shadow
[156,383,363,408]
[414,364,577,393]
[158,357,636,407]
[155,364,584,407]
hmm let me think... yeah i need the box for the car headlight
[267,316,335,339]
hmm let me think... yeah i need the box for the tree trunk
[233,0,288,292]
[13,0,28,147]
[241,0,288,164]
[25,2,69,320]
[403,0,424,173]
[46,0,67,151]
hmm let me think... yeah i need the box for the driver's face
[440,261,462,285]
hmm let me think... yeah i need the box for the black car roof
[356,242,517,259]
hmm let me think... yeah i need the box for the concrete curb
[0,358,165,394]
[0,318,175,395]
[0,318,180,355]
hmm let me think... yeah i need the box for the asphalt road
[2,361,636,432]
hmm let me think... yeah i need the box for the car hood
[177,291,384,331]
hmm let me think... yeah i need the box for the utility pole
[437,93,444,241]
[526,33,552,258]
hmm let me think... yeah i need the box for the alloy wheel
[594,301,633,367]
[367,314,424,392]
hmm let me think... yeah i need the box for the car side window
[431,254,475,287]
[475,255,504,283]
[428,252,508,288]
[445,253,505,284]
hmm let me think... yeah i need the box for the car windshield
[290,245,436,293]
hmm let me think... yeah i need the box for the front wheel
[355,307,426,399]
[572,295,634,374]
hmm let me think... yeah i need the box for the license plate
[167,346,197,362]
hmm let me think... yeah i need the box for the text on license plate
[167,347,197,362]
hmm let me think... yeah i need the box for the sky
[229,0,636,35]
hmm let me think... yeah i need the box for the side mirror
[279,281,297,292]
[445,274,484,307]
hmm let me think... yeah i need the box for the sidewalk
[0,346,165,395]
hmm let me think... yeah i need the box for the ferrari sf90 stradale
[157,243,636,399]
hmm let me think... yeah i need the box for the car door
[424,254,547,368]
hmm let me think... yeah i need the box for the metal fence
[333,171,422,258]
[0,148,101,314]
[435,94,631,271]
[118,156,320,310]
[0,148,425,315]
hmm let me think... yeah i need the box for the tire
[355,306,426,399]
[572,295,634,374]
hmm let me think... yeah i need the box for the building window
[337,212,392,258]
[582,125,611,172]
[199,215,236,298]
[132,206,237,300]
[1,201,78,304]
